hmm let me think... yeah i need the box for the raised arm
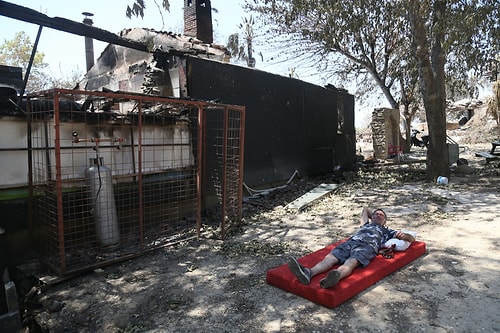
[360,207,371,224]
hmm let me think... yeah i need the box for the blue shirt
[350,222,397,251]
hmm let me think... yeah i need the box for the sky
[4,1,491,128]
[0,0,386,127]
[1,0,378,127]
[1,0,338,86]
[0,0,263,77]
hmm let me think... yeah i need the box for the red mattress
[266,240,426,308]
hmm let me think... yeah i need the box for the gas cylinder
[85,157,120,247]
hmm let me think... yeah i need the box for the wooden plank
[286,183,341,212]
[0,1,148,52]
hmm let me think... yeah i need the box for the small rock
[46,299,65,312]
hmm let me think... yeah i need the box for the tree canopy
[227,16,263,68]
[0,31,83,93]
[126,0,170,19]
[245,0,499,180]
[0,31,48,93]
[245,0,498,102]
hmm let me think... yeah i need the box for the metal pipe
[221,106,228,239]
[27,97,33,237]
[137,100,144,249]
[237,106,245,222]
[53,91,66,272]
[82,12,95,72]
[0,1,149,54]
[19,25,43,100]
[196,105,203,238]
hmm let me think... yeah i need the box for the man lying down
[288,207,416,288]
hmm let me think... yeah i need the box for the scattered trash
[437,176,449,185]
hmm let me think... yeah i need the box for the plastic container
[437,176,449,185]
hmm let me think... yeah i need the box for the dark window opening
[337,95,344,135]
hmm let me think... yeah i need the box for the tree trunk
[247,39,255,68]
[402,107,412,153]
[409,1,450,181]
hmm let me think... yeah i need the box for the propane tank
[86,157,120,247]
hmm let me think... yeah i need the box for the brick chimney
[184,0,213,43]
[82,12,95,72]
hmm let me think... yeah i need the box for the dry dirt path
[24,149,500,333]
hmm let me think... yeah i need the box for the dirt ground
[20,141,500,333]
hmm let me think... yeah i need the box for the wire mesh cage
[202,106,245,237]
[28,89,244,275]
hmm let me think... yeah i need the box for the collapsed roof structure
[0,0,356,276]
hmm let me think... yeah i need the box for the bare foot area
[22,146,500,333]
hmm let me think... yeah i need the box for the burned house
[80,25,356,188]
[0,0,355,278]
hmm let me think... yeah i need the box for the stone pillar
[371,108,400,159]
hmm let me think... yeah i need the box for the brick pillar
[371,108,400,159]
[184,0,213,43]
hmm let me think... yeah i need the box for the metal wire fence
[28,89,244,275]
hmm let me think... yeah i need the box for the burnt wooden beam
[0,0,149,53]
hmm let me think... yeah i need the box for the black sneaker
[288,257,311,284]
[320,270,341,288]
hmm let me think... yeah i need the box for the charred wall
[186,57,356,187]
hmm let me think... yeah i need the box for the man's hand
[379,244,395,259]
[395,231,415,242]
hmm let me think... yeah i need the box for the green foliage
[0,31,83,93]
[126,0,170,19]
[245,0,499,107]
[126,0,146,18]
[227,16,263,68]
[246,0,415,107]
[245,0,499,179]
[0,31,49,92]
[226,33,245,61]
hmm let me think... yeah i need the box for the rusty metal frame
[27,88,244,275]
[200,104,245,239]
